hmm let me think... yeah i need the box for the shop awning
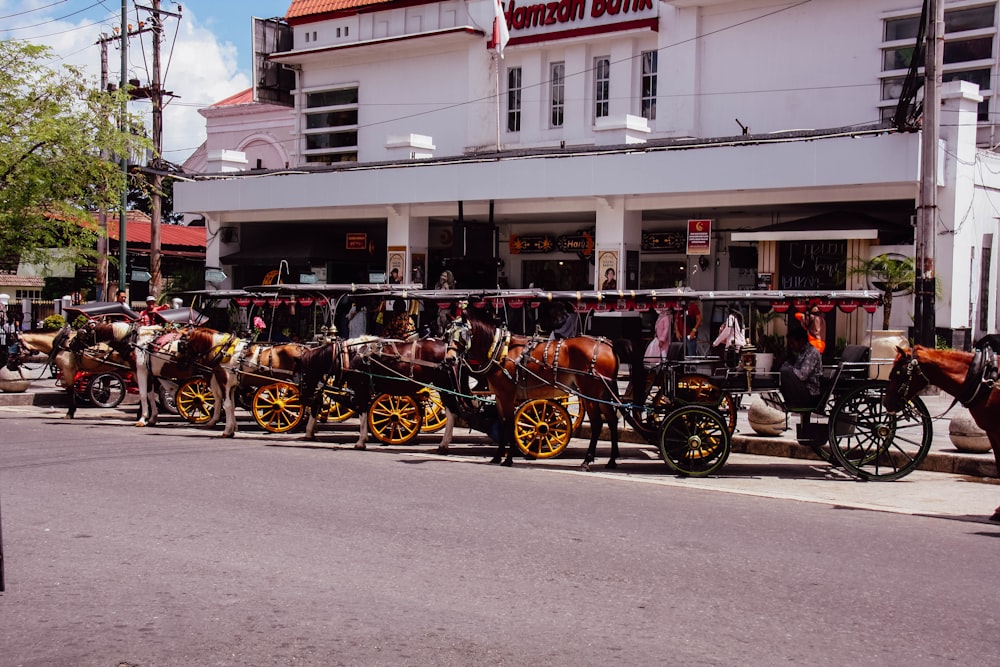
[730,212,909,242]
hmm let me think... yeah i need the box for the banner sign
[556,231,594,258]
[641,231,685,253]
[346,233,367,250]
[687,219,712,256]
[509,235,554,254]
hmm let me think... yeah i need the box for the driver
[779,325,823,409]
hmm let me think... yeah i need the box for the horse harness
[898,344,998,409]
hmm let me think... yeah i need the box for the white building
[175,0,1000,347]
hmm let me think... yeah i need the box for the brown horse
[449,308,620,468]
[19,326,133,418]
[298,335,461,451]
[883,343,1000,522]
[182,327,313,437]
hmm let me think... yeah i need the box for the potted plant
[848,253,915,330]
[750,308,785,374]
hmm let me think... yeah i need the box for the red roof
[102,211,206,249]
[286,0,394,19]
[211,88,254,107]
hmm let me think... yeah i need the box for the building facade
[175,0,1000,347]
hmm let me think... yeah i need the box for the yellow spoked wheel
[318,379,356,423]
[514,399,572,459]
[368,393,422,445]
[176,377,215,425]
[676,374,736,434]
[252,382,304,433]
[419,388,448,433]
[557,394,585,433]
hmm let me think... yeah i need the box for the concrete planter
[748,399,786,436]
[949,410,991,453]
[0,366,31,393]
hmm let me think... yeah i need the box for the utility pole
[119,0,129,294]
[134,1,181,298]
[914,0,942,347]
[96,36,111,301]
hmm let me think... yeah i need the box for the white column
[385,205,428,285]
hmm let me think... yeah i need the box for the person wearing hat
[139,295,166,325]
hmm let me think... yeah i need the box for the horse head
[883,346,927,413]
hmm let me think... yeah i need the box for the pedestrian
[712,307,746,368]
[643,308,674,368]
[382,297,413,339]
[346,299,367,338]
[115,290,128,305]
[675,300,702,357]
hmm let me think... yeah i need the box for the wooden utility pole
[133,2,180,298]
[914,0,942,346]
[96,36,111,301]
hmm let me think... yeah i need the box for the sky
[1,0,292,165]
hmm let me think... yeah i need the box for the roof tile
[286,0,395,19]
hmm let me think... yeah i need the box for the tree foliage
[0,41,151,270]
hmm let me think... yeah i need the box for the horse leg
[581,403,602,470]
[435,409,455,455]
[354,409,368,449]
[500,421,516,466]
[214,373,237,438]
[605,408,620,469]
[489,420,507,464]
[989,433,1000,522]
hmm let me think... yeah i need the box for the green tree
[0,41,150,270]
[849,254,916,330]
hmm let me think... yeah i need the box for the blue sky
[1,0,295,163]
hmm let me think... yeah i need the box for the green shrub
[43,314,66,330]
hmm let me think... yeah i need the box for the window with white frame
[594,56,610,119]
[303,87,359,164]
[550,62,565,128]
[880,3,996,123]
[507,66,522,133]
[641,50,657,120]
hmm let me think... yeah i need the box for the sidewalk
[1,369,996,479]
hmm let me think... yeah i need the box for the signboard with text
[687,219,711,256]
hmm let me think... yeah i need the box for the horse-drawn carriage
[409,287,934,481]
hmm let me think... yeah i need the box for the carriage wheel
[252,382,305,433]
[514,399,572,459]
[828,381,932,481]
[318,378,356,423]
[675,374,735,433]
[658,405,731,477]
[176,377,215,425]
[87,372,126,409]
[419,388,448,433]
[717,391,737,435]
[368,393,423,445]
[557,394,585,434]
[157,381,178,415]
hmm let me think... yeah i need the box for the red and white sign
[687,219,711,256]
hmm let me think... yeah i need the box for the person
[115,290,128,305]
[601,267,617,290]
[779,324,824,409]
[549,303,580,340]
[435,270,455,291]
[712,307,746,367]
[1,312,19,367]
[138,296,166,325]
[382,297,413,339]
[675,301,702,357]
[346,300,367,338]
[388,267,401,284]
[795,305,827,354]
[643,309,673,368]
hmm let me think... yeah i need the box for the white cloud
[3,3,248,164]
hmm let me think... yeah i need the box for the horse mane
[184,327,219,357]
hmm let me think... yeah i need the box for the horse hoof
[134,421,147,428]
[354,443,367,450]
[436,447,449,455]
[580,461,591,472]
[489,456,502,464]
[606,460,618,470]
[501,458,513,467]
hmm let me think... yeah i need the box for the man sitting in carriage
[779,325,823,409]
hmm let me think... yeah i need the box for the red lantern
[297,297,314,307]
[837,299,858,313]
[234,297,251,307]
[771,301,790,313]
[252,298,267,307]
[507,299,523,309]
[862,300,879,314]
[817,299,835,313]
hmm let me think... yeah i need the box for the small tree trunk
[882,292,892,330]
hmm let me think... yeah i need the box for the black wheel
[157,381,179,414]
[658,405,731,477]
[87,372,126,408]
[73,374,92,405]
[829,381,933,481]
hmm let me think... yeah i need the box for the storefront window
[640,260,687,289]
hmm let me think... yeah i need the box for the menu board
[778,240,846,290]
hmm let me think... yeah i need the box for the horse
[883,342,1000,522]
[448,308,620,468]
[298,335,460,452]
[19,326,133,418]
[182,327,314,437]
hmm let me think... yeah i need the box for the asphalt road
[1,410,999,666]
